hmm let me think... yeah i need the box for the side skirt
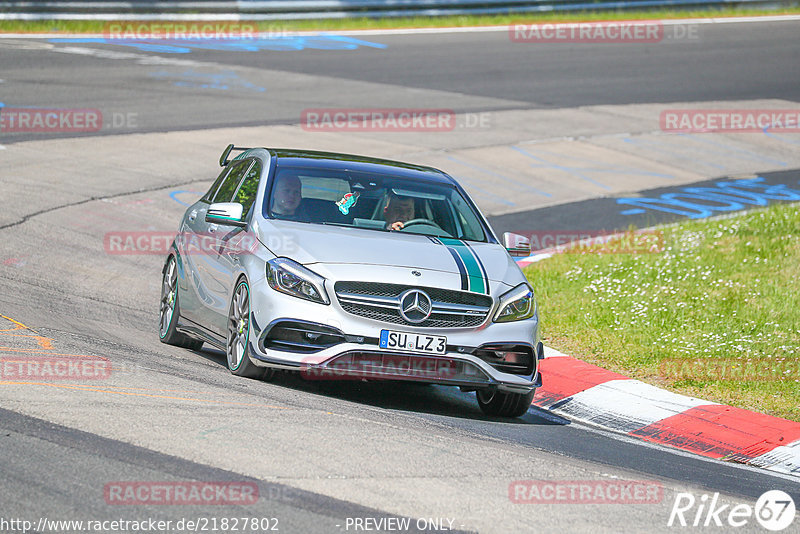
[177,317,226,351]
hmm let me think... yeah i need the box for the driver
[383,193,415,230]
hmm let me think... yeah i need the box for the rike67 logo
[668,490,796,531]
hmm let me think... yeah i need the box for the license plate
[379,330,447,355]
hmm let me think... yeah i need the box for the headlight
[266,258,329,305]
[494,283,536,322]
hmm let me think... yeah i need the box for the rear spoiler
[219,144,253,167]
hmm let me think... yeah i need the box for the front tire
[476,388,535,418]
[159,255,203,350]
[226,279,267,379]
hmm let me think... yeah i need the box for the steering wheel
[400,218,442,230]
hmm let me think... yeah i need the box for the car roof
[265,148,456,185]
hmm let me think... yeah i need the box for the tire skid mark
[1,314,62,353]
[0,346,99,357]
[0,314,290,409]
[0,380,287,408]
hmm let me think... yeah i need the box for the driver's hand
[390,221,405,231]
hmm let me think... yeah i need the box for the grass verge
[1,7,799,34]
[525,202,800,421]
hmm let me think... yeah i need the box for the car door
[194,159,256,337]
[183,159,252,334]
[178,164,233,325]
[203,159,263,337]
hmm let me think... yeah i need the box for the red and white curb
[531,352,800,477]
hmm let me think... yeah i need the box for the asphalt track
[0,19,799,142]
[1,19,800,534]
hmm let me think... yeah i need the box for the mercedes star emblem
[399,289,432,324]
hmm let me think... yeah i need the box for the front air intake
[262,321,346,353]
[473,344,535,376]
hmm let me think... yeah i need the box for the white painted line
[552,379,714,433]
[748,439,800,475]
[543,345,567,358]
[2,14,800,38]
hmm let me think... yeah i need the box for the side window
[451,192,485,241]
[203,166,231,203]
[232,161,262,217]
[211,160,250,203]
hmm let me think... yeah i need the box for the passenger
[270,173,303,220]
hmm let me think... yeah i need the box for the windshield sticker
[336,192,360,215]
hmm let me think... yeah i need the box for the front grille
[334,282,492,328]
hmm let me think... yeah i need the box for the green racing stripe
[439,238,489,295]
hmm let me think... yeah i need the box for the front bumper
[247,280,542,393]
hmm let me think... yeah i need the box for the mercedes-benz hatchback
[159,146,542,417]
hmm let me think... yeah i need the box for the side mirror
[206,202,246,227]
[503,232,531,257]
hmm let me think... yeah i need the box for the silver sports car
[159,146,541,417]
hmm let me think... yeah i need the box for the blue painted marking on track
[616,176,800,220]
[445,154,550,198]
[49,35,387,54]
[514,148,619,188]
[622,137,726,171]
[517,145,672,180]
[448,174,516,207]
[762,125,800,146]
[678,133,787,167]
[170,190,203,206]
[510,145,610,190]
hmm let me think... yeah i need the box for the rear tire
[226,279,268,380]
[476,388,535,418]
[159,255,203,350]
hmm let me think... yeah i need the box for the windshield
[263,166,487,242]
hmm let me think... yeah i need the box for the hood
[259,220,525,291]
